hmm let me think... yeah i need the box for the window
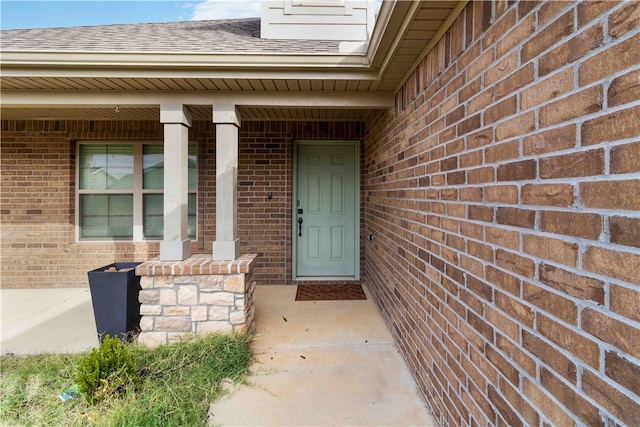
[77,142,197,241]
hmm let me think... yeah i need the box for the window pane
[188,193,196,239]
[79,145,107,189]
[189,144,197,190]
[143,145,164,189]
[143,194,197,240]
[143,194,164,239]
[79,144,134,190]
[80,194,133,239]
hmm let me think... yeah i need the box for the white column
[212,104,241,261]
[159,104,192,261]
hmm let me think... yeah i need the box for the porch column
[159,103,192,261]
[212,104,241,261]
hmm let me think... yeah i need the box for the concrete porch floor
[0,285,434,426]
[208,285,435,426]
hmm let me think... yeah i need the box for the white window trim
[75,140,197,242]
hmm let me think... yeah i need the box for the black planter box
[87,262,142,343]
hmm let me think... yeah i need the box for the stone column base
[135,253,257,347]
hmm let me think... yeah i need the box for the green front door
[295,141,358,278]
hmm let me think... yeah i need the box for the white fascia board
[1,65,378,81]
[0,90,394,109]
[0,50,370,71]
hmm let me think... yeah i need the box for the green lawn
[0,333,253,427]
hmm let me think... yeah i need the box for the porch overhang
[0,1,466,104]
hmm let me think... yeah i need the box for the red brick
[496,249,535,278]
[486,305,520,341]
[483,7,516,50]
[608,69,640,107]
[485,96,517,124]
[486,226,520,251]
[521,183,574,207]
[467,166,495,184]
[579,33,640,86]
[460,149,483,168]
[468,205,494,223]
[538,1,569,26]
[485,140,519,164]
[608,1,640,38]
[605,350,640,397]
[523,124,576,156]
[485,185,518,204]
[496,334,536,376]
[467,240,493,263]
[497,12,535,58]
[468,87,494,115]
[524,234,578,267]
[609,216,640,249]
[537,314,600,369]
[540,149,604,178]
[522,10,574,62]
[495,291,534,327]
[467,128,493,149]
[523,377,575,427]
[497,159,536,181]
[582,106,640,145]
[583,246,640,285]
[521,68,574,110]
[583,307,640,359]
[610,285,640,323]
[580,179,640,210]
[539,23,603,76]
[540,367,604,427]
[459,186,483,201]
[485,264,521,295]
[496,111,535,140]
[496,207,535,229]
[524,281,578,325]
[539,263,605,305]
[539,86,603,128]
[523,331,577,383]
[540,211,602,240]
[488,385,524,427]
[495,63,535,99]
[487,345,520,386]
[610,141,640,175]
[577,1,620,28]
[485,52,518,87]
[499,374,539,427]
[583,369,640,427]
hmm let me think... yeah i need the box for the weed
[76,335,138,404]
[0,333,253,426]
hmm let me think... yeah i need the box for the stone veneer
[135,253,257,346]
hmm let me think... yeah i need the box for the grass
[0,333,253,427]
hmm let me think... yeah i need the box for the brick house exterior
[2,1,639,425]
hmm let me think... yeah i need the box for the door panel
[296,143,357,277]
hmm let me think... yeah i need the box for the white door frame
[292,139,360,280]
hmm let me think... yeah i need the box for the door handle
[297,217,303,237]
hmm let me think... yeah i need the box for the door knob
[297,217,303,237]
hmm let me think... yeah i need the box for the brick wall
[363,1,639,426]
[1,119,364,287]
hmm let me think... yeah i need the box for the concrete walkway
[208,285,435,426]
[1,288,99,354]
[0,286,434,426]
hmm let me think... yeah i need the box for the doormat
[295,283,366,301]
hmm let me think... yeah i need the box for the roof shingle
[0,18,340,53]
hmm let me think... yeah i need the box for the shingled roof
[0,18,340,53]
